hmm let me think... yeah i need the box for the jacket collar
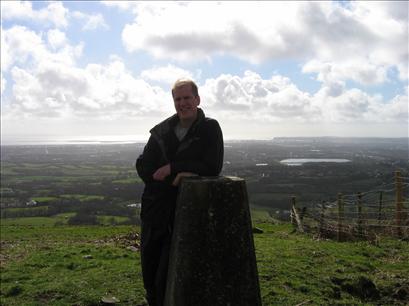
[149,108,205,162]
[150,108,205,139]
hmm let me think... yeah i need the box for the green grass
[1,217,57,227]
[254,223,409,305]
[0,213,130,227]
[1,225,143,306]
[251,209,274,223]
[6,176,56,182]
[1,213,76,226]
[96,215,130,225]
[112,178,142,184]
[2,206,48,213]
[1,206,50,219]
[31,197,59,203]
[33,190,53,195]
[60,194,105,202]
[1,221,408,305]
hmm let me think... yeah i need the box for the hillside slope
[1,222,408,305]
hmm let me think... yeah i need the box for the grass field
[60,194,105,202]
[31,197,59,203]
[112,178,142,184]
[0,213,76,226]
[1,218,408,306]
[1,224,144,306]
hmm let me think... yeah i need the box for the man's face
[173,84,200,121]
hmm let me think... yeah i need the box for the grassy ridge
[1,220,408,305]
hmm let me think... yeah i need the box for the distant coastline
[0,135,149,146]
[1,136,408,146]
[280,158,351,166]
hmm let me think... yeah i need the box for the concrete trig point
[164,176,262,306]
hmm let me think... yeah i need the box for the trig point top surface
[182,176,244,183]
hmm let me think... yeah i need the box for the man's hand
[153,164,171,181]
[172,172,198,186]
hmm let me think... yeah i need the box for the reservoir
[280,158,351,166]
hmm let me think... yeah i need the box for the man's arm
[170,119,224,176]
[172,172,198,186]
[136,135,162,183]
[153,164,171,181]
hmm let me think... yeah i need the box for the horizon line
[1,135,408,146]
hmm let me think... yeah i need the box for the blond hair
[172,79,199,97]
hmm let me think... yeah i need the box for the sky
[1,1,408,143]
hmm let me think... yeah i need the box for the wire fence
[290,170,409,241]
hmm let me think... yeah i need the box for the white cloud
[2,26,83,72]
[1,0,33,18]
[201,71,319,121]
[47,29,67,50]
[83,14,108,31]
[1,26,43,71]
[2,21,406,128]
[121,1,408,85]
[81,60,171,116]
[1,22,171,119]
[302,59,389,87]
[101,1,139,12]
[1,1,69,28]
[1,73,7,95]
[2,2,407,139]
[378,92,409,123]
[72,11,109,31]
[1,27,12,72]
[8,61,399,126]
[121,2,285,63]
[1,2,109,32]
[2,63,407,138]
[4,57,173,120]
[199,71,408,125]
[313,85,408,124]
[140,64,193,84]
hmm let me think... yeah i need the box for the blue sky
[1,1,408,143]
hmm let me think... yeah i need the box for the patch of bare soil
[91,232,140,250]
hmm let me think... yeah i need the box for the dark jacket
[136,108,224,228]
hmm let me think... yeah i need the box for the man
[136,79,224,306]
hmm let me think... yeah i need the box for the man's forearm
[153,164,171,181]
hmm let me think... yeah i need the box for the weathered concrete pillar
[164,176,262,306]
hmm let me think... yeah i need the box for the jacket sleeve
[136,135,162,184]
[170,120,224,176]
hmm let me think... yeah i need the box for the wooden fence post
[377,191,383,227]
[357,192,363,237]
[291,196,304,233]
[395,171,403,237]
[337,193,344,241]
[319,201,326,237]
[290,196,296,227]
